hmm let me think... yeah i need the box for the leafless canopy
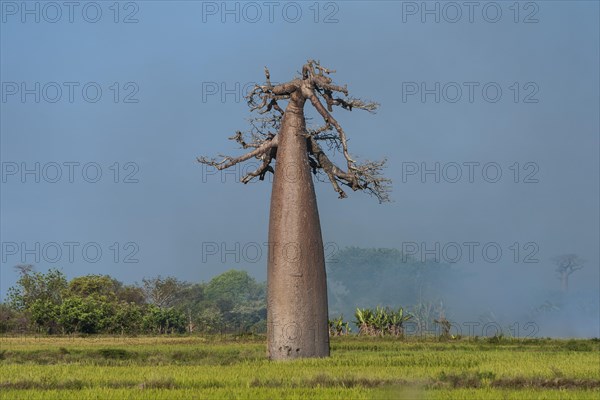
[552,254,585,277]
[197,60,391,203]
[14,264,34,276]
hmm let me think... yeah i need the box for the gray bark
[266,93,329,359]
[197,61,389,359]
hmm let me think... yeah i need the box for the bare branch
[262,98,285,115]
[198,134,278,171]
[264,66,271,87]
[249,113,282,133]
[307,137,391,202]
[317,81,348,96]
[306,123,333,137]
[307,91,355,168]
[306,59,336,76]
[332,97,379,113]
[350,158,392,203]
[241,147,276,184]
[228,131,260,149]
[247,67,299,113]
[14,264,34,276]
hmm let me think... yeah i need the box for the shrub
[354,306,412,336]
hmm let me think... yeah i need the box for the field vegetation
[1,335,598,399]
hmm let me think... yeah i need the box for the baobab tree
[198,60,390,359]
[552,254,585,293]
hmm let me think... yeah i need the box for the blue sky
[1,1,598,303]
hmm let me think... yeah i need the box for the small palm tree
[355,306,412,336]
[328,316,351,336]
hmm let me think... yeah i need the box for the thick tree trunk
[198,61,387,359]
[266,94,330,359]
[560,273,568,293]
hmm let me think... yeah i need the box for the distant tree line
[1,248,582,336]
[0,248,456,336]
[0,266,266,335]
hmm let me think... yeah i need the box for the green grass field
[0,335,598,399]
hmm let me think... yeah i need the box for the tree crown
[198,60,391,203]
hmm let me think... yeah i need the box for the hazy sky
[1,1,598,302]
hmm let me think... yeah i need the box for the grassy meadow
[0,335,598,399]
